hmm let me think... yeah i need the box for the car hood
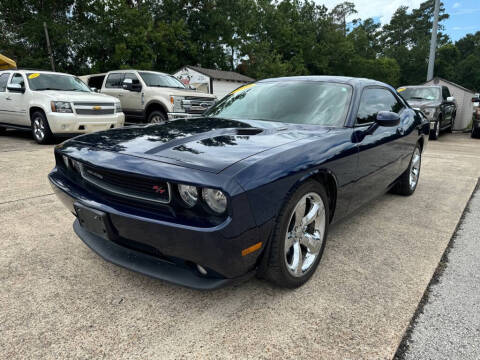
[406,99,441,109]
[32,90,118,102]
[70,117,329,173]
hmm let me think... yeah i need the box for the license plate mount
[74,203,110,241]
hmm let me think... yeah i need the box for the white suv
[0,70,124,144]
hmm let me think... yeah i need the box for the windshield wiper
[34,88,63,91]
[409,96,428,100]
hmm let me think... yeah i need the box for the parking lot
[1,130,480,359]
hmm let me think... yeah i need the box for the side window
[442,86,451,100]
[356,88,404,125]
[124,73,140,85]
[10,73,25,88]
[0,73,10,92]
[105,73,124,88]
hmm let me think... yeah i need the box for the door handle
[397,127,405,135]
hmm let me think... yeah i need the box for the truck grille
[80,164,171,204]
[74,102,115,116]
[182,97,215,114]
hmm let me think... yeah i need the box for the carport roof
[181,65,255,82]
[0,54,17,70]
[424,77,475,94]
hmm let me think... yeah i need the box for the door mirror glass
[7,83,25,93]
[446,96,455,103]
[375,111,400,127]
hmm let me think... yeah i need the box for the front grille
[73,102,115,116]
[80,164,171,204]
[182,97,215,114]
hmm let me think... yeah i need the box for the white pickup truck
[0,70,124,144]
[80,70,216,124]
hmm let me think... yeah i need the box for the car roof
[257,75,390,88]
[0,69,74,77]
[399,85,442,89]
[107,69,170,76]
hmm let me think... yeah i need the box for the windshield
[139,72,185,89]
[27,73,91,92]
[399,87,440,101]
[205,81,352,127]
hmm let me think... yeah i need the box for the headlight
[422,107,436,119]
[170,96,185,113]
[202,188,227,214]
[115,102,122,113]
[51,101,73,113]
[178,184,198,207]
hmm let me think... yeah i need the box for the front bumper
[47,112,125,134]
[48,168,263,289]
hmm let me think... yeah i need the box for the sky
[316,0,480,42]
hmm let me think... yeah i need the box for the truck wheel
[148,110,167,125]
[429,120,440,140]
[472,126,480,139]
[31,111,53,144]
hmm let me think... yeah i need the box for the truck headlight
[115,102,122,113]
[202,188,227,214]
[170,96,185,113]
[422,107,436,119]
[51,101,73,113]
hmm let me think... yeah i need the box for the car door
[121,72,143,117]
[102,72,126,104]
[350,87,406,210]
[4,73,28,126]
[0,72,11,124]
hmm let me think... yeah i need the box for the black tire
[472,126,480,139]
[0,126,6,135]
[447,113,455,133]
[429,120,440,140]
[261,181,329,288]
[147,110,167,124]
[31,111,53,144]
[391,145,422,196]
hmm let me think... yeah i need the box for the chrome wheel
[150,114,166,124]
[409,148,421,189]
[33,117,45,141]
[284,192,326,277]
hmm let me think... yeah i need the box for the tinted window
[399,86,441,101]
[357,88,404,125]
[205,81,352,127]
[0,73,10,92]
[124,73,140,84]
[11,73,25,88]
[442,86,451,99]
[105,73,124,88]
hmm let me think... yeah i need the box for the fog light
[196,264,207,275]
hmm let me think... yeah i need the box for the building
[173,65,255,99]
[423,77,475,130]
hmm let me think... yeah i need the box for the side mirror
[90,87,98,93]
[446,96,455,103]
[7,83,25,93]
[472,97,480,103]
[122,78,133,90]
[376,111,400,127]
[188,84,196,90]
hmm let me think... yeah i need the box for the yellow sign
[231,83,255,95]
[28,73,40,79]
[397,87,406,92]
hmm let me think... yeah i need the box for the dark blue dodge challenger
[49,76,429,289]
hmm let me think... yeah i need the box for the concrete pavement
[1,131,480,359]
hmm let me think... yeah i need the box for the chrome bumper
[167,112,202,120]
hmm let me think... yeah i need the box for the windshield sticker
[231,83,255,95]
[397,87,406,92]
[28,73,40,79]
